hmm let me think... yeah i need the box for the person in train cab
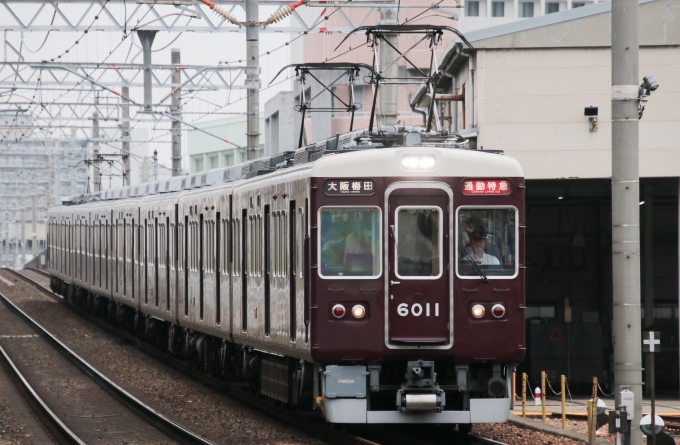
[465,229,500,266]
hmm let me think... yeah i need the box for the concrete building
[264,92,297,156]
[0,137,87,269]
[187,115,264,173]
[457,0,606,33]
[411,0,680,390]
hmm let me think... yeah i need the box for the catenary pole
[122,86,131,186]
[92,109,101,193]
[246,0,260,160]
[31,195,37,257]
[171,48,182,176]
[611,0,642,443]
[138,31,157,113]
[379,7,399,127]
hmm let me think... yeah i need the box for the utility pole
[153,149,158,182]
[379,7,399,127]
[122,85,131,186]
[20,207,25,266]
[31,195,37,257]
[171,48,182,176]
[138,31,157,112]
[0,219,4,268]
[611,0,642,442]
[92,108,101,193]
[246,0,260,160]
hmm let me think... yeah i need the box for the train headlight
[491,304,506,318]
[351,304,366,319]
[401,154,437,171]
[332,304,346,318]
[471,304,485,319]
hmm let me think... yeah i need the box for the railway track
[2,268,508,445]
[0,284,216,445]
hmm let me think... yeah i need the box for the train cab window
[456,207,518,278]
[319,207,381,278]
[395,207,442,279]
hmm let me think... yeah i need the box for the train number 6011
[397,302,440,317]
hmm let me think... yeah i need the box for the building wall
[187,115,264,173]
[468,46,679,179]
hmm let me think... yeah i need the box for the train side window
[298,208,304,278]
[456,207,518,279]
[318,206,382,279]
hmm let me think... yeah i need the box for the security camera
[638,74,659,119]
[642,75,659,92]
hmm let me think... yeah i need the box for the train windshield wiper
[463,252,488,283]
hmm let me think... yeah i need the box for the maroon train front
[46,128,525,427]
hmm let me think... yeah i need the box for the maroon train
[47,128,525,426]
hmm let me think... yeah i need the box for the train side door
[386,184,452,347]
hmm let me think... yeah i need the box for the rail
[0,282,218,445]
[0,342,85,444]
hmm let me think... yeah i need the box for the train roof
[60,125,510,207]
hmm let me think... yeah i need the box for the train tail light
[491,304,506,318]
[471,304,485,319]
[351,304,366,319]
[332,304,346,318]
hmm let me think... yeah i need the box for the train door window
[123,220,127,295]
[395,207,443,279]
[184,215,189,317]
[115,219,119,293]
[166,216,170,311]
[318,207,382,278]
[91,222,94,285]
[289,200,296,342]
[105,221,109,290]
[216,212,221,325]
[144,218,148,305]
[199,213,204,321]
[242,209,248,332]
[232,218,240,277]
[155,217,159,308]
[282,210,287,278]
[264,205,271,336]
[456,207,518,279]
[298,207,304,278]
[220,217,229,276]
[132,218,135,300]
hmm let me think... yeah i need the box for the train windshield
[395,206,442,279]
[319,207,381,278]
[457,207,517,278]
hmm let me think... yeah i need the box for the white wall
[469,46,679,179]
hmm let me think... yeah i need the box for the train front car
[309,146,525,425]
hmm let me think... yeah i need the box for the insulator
[264,5,293,25]
[212,5,241,26]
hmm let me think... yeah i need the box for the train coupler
[396,360,446,413]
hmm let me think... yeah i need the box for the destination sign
[462,179,511,195]
[325,179,375,196]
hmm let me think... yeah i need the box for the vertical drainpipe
[468,55,475,129]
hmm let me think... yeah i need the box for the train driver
[465,229,500,266]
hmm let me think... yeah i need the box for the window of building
[572,2,585,7]
[519,2,534,17]
[209,156,218,170]
[526,305,556,321]
[466,1,480,16]
[194,158,203,172]
[492,1,505,17]
[353,86,363,109]
[546,2,560,13]
[224,153,234,166]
